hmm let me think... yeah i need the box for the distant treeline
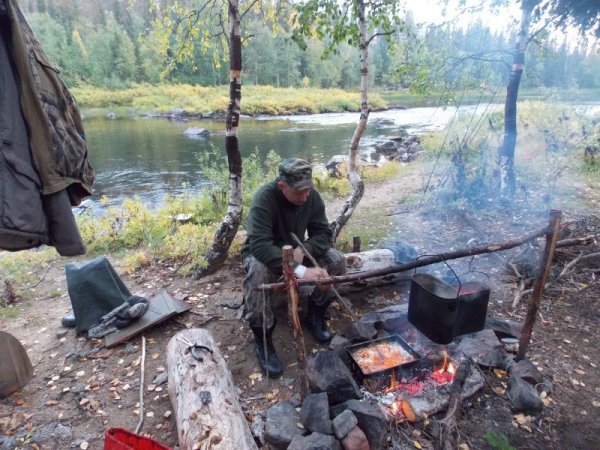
[18,0,600,92]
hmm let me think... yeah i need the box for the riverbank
[73,84,600,119]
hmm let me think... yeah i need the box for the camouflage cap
[279,158,313,191]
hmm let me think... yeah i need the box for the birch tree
[499,0,600,197]
[293,0,407,243]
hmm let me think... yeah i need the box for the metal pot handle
[413,255,462,296]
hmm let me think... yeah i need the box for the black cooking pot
[408,273,490,344]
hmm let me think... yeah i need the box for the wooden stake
[282,245,310,398]
[517,210,562,361]
[134,335,146,435]
[353,236,361,252]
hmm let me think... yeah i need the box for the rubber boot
[61,313,76,328]
[251,323,283,378]
[306,299,332,343]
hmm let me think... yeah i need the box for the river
[83,102,599,209]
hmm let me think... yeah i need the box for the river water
[83,102,599,208]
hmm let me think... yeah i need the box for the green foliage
[0,247,57,299]
[420,100,594,209]
[484,431,516,450]
[72,84,387,114]
[75,149,282,273]
[315,160,403,197]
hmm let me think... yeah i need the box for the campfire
[344,328,483,422]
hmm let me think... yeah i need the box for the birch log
[339,249,412,292]
[167,329,257,450]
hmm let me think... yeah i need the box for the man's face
[278,181,311,206]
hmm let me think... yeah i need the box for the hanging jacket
[0,0,94,255]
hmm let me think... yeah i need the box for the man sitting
[241,158,346,377]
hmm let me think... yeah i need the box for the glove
[88,295,148,338]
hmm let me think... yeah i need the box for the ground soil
[1,159,599,450]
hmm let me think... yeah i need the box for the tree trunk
[196,0,243,278]
[167,329,258,450]
[498,0,538,197]
[330,0,367,242]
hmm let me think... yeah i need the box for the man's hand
[304,267,329,280]
[293,247,305,264]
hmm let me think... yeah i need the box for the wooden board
[104,290,190,347]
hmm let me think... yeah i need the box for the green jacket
[242,180,333,274]
[7,0,94,204]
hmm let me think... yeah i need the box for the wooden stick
[134,335,146,434]
[290,233,357,320]
[353,236,361,252]
[282,245,310,398]
[257,225,548,291]
[436,358,473,450]
[517,210,562,361]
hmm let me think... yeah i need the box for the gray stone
[265,401,306,449]
[336,400,388,450]
[359,304,410,334]
[31,422,72,443]
[455,328,504,367]
[332,410,358,440]
[307,351,361,405]
[0,435,17,450]
[183,127,210,137]
[300,392,333,435]
[509,359,544,384]
[508,375,544,414]
[343,322,378,343]
[485,316,523,339]
[341,426,370,450]
[288,432,342,450]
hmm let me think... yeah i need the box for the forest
[17,0,600,93]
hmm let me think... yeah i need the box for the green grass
[0,307,19,319]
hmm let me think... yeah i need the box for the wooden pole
[282,245,310,397]
[353,236,361,252]
[257,225,548,292]
[517,210,562,361]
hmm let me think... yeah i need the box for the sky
[403,0,521,34]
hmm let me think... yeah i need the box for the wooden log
[282,245,310,397]
[340,249,412,293]
[167,329,257,450]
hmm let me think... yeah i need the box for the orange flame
[430,351,456,385]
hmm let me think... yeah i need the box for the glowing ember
[430,353,456,385]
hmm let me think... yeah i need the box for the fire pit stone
[288,432,341,450]
[299,392,333,435]
[331,399,388,450]
[331,409,358,440]
[307,351,362,404]
[264,401,306,449]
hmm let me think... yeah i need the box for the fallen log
[167,329,257,450]
[256,225,548,291]
[340,248,412,293]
